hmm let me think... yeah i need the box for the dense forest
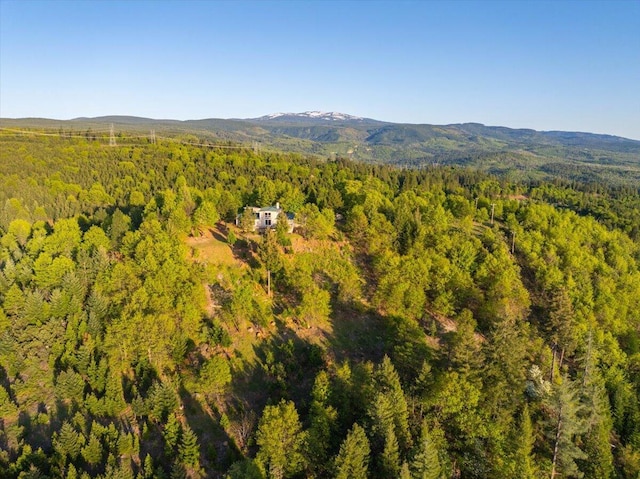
[1,130,639,478]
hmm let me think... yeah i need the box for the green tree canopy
[256,400,307,479]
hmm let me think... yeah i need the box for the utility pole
[267,269,271,297]
[109,123,116,147]
[490,203,496,225]
[150,129,156,144]
[474,197,479,211]
[511,231,516,254]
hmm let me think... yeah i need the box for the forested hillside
[3,115,640,188]
[1,131,639,478]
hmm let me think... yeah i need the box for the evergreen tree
[576,340,615,479]
[374,356,412,450]
[227,229,237,246]
[256,400,306,479]
[445,309,483,379]
[345,205,369,245]
[150,382,179,422]
[226,459,264,479]
[19,465,47,479]
[580,420,614,479]
[369,392,395,442]
[482,315,528,423]
[179,424,200,468]
[142,454,154,479]
[53,422,85,462]
[81,432,103,466]
[380,424,401,478]
[548,288,578,376]
[411,421,441,479]
[170,461,187,479]
[107,208,131,248]
[64,463,78,479]
[200,355,232,397]
[511,405,536,479]
[334,423,370,479]
[240,208,257,233]
[546,376,587,479]
[307,371,338,476]
[163,414,181,456]
[275,215,291,247]
[192,200,219,235]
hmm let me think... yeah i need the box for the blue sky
[1,0,639,139]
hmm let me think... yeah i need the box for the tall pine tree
[411,421,441,479]
[511,405,536,479]
[334,423,370,479]
[546,376,587,478]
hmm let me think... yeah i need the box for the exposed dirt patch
[426,309,486,343]
[506,194,528,201]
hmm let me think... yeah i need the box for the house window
[265,219,271,226]
[264,212,271,226]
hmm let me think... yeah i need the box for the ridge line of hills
[4,112,639,143]
[2,113,639,187]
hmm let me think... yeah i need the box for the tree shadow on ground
[209,224,228,244]
[321,298,437,383]
[229,237,261,269]
[178,384,243,476]
[223,322,325,440]
[218,290,437,472]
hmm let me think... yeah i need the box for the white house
[237,202,295,232]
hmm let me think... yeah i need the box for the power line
[0,127,143,139]
[0,126,269,151]
[0,127,87,138]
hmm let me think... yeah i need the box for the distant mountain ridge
[2,112,639,186]
[4,111,637,146]
[253,111,371,123]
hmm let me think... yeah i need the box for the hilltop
[1,132,639,477]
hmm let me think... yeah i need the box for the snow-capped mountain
[254,111,369,123]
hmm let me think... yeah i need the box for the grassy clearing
[185,224,241,268]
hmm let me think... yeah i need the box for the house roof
[259,206,281,212]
